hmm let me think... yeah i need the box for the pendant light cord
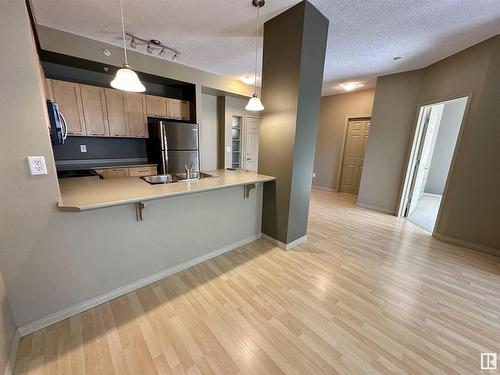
[253,5,260,95]
[119,0,129,66]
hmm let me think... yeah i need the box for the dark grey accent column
[258,1,328,245]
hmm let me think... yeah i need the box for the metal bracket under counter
[135,202,145,221]
[244,183,257,198]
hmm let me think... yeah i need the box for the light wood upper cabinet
[80,85,109,136]
[124,93,148,138]
[167,98,190,121]
[51,80,86,135]
[104,89,128,137]
[45,79,54,101]
[146,95,167,118]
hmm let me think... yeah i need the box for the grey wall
[358,70,423,213]
[313,89,375,190]
[359,35,500,250]
[425,98,467,195]
[0,0,264,330]
[259,1,328,244]
[0,271,16,375]
[200,93,218,170]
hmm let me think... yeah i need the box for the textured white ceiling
[31,0,500,95]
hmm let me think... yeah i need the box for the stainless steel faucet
[184,162,194,178]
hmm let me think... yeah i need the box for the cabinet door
[146,95,167,118]
[166,98,182,120]
[125,93,148,138]
[106,168,129,179]
[104,89,128,137]
[181,101,190,120]
[80,85,109,136]
[51,80,86,135]
[129,166,158,177]
[45,79,54,101]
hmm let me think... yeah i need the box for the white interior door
[243,116,260,172]
[408,104,443,214]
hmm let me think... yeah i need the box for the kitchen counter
[58,169,275,211]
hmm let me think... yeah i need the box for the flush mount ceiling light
[339,81,364,91]
[245,0,265,112]
[240,74,256,85]
[110,0,145,92]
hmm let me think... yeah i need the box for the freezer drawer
[167,150,199,173]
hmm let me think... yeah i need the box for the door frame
[336,114,372,192]
[396,91,473,234]
[242,115,260,171]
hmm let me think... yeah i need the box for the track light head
[130,37,136,49]
[172,52,178,61]
[159,47,166,57]
[146,44,153,54]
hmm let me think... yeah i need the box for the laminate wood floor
[14,191,500,374]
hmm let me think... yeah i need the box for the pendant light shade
[246,0,265,112]
[111,65,145,92]
[245,94,264,111]
[111,0,145,92]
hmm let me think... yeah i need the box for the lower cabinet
[95,165,157,179]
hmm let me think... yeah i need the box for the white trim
[18,234,261,337]
[422,192,442,198]
[261,233,307,251]
[356,202,396,215]
[312,185,336,192]
[432,233,500,257]
[3,329,20,375]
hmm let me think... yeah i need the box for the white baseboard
[18,234,261,337]
[312,186,337,192]
[261,233,307,251]
[432,232,500,256]
[356,202,396,215]
[4,329,20,375]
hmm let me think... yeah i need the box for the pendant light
[110,0,146,92]
[245,0,265,112]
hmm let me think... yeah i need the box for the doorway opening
[399,96,468,232]
[338,117,371,195]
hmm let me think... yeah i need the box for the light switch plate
[80,145,87,152]
[312,172,316,178]
[226,147,231,152]
[28,156,47,175]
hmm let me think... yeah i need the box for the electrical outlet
[312,172,316,178]
[28,156,47,175]
[226,146,231,152]
[80,145,87,153]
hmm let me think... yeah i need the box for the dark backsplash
[53,136,147,161]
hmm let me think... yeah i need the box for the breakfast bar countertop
[57,169,276,211]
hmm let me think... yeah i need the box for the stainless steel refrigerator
[147,120,200,174]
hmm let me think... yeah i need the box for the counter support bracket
[244,183,256,199]
[135,202,145,221]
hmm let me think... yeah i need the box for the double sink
[142,172,213,185]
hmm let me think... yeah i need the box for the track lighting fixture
[125,32,181,60]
